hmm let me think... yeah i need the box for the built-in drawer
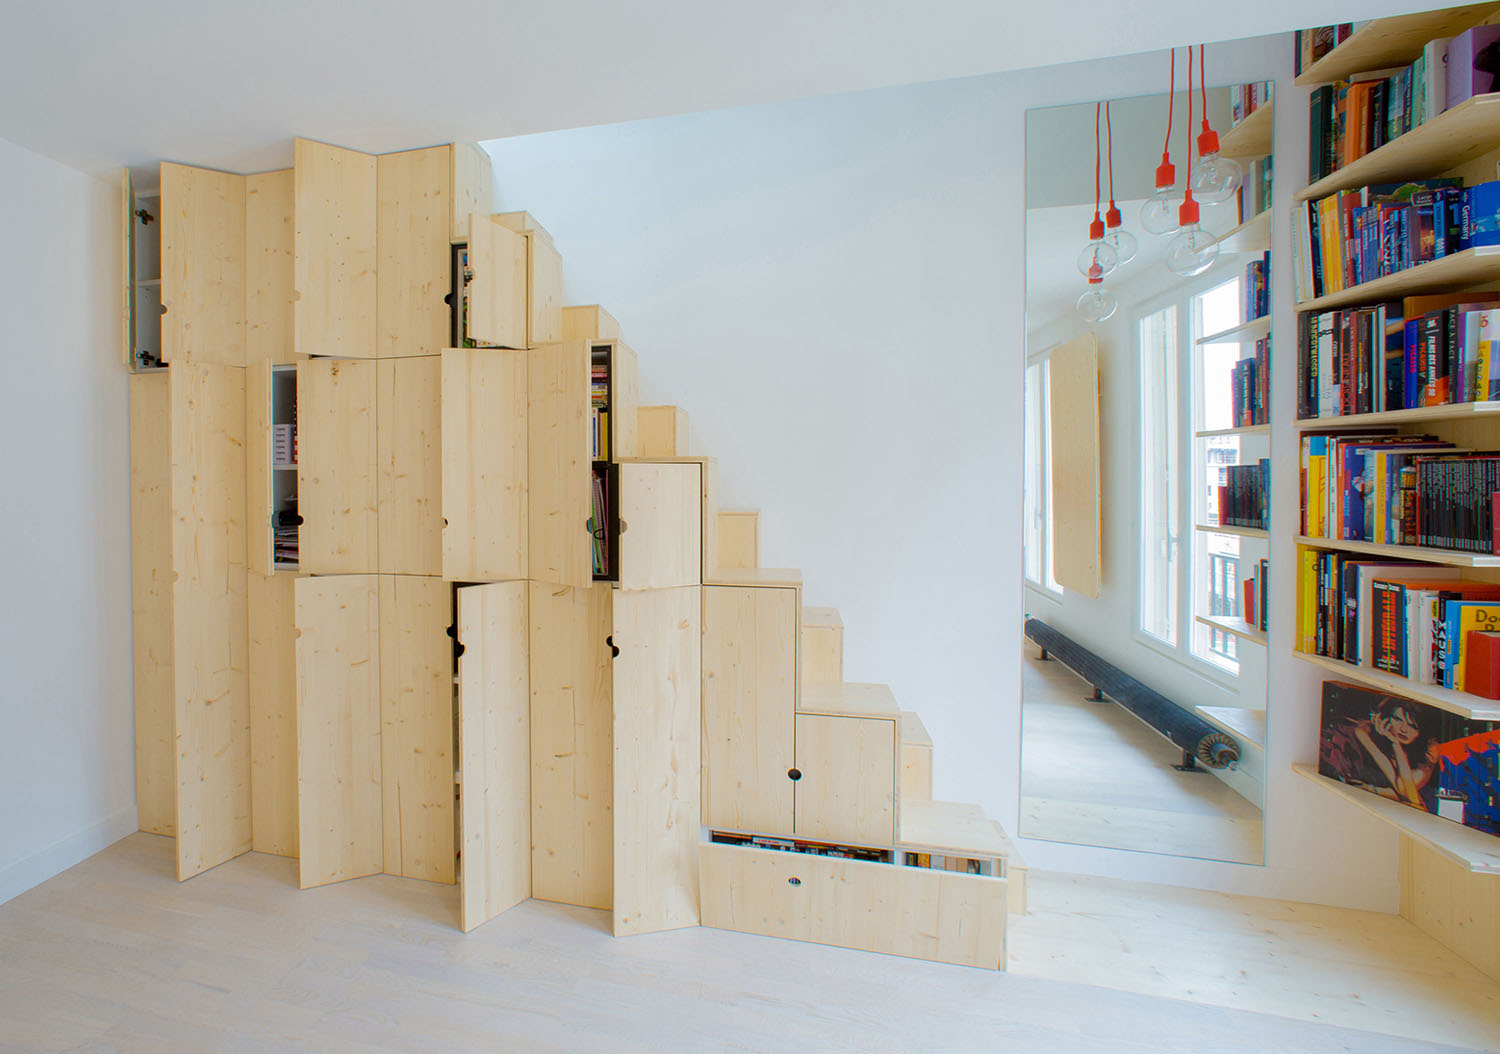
[698,838,1007,970]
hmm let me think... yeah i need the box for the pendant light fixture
[1140,49,1182,237]
[1189,44,1244,205]
[1166,46,1221,277]
[1076,102,1120,280]
[1076,275,1118,322]
[1102,101,1139,265]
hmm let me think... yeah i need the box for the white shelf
[1217,101,1273,160]
[1293,650,1500,721]
[1295,401,1500,430]
[1195,613,1267,647]
[134,277,161,287]
[273,463,298,470]
[1294,534,1500,568]
[1198,315,1270,346]
[1194,704,1267,748]
[1212,209,1271,255]
[1293,764,1500,874]
[1296,246,1500,312]
[1196,424,1270,438]
[1293,5,1500,86]
[1195,523,1268,539]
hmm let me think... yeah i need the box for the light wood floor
[1020,646,1264,863]
[0,834,1492,1053]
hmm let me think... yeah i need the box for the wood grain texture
[528,581,613,909]
[378,575,456,884]
[377,147,451,358]
[244,359,273,576]
[457,581,531,932]
[247,571,298,858]
[160,162,246,366]
[793,713,897,846]
[527,341,591,587]
[613,586,702,936]
[1047,332,1101,596]
[524,226,564,347]
[377,355,443,577]
[702,585,797,835]
[169,364,251,879]
[298,357,378,574]
[1400,836,1500,983]
[560,305,621,342]
[801,606,843,685]
[618,461,701,590]
[293,139,377,360]
[635,405,688,458]
[245,169,295,364]
[441,347,527,581]
[294,574,382,889]
[608,342,639,459]
[716,510,758,570]
[698,842,1007,969]
[449,142,492,243]
[899,710,933,803]
[467,214,527,349]
[129,371,175,836]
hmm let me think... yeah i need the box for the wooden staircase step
[899,711,933,803]
[636,405,689,458]
[799,682,898,719]
[703,567,801,588]
[801,606,843,685]
[716,509,759,569]
[899,799,1027,915]
[560,304,621,341]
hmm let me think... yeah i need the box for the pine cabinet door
[160,162,246,366]
[248,570,298,858]
[527,341,593,587]
[466,214,527,349]
[245,169,295,365]
[793,713,897,846]
[702,585,796,836]
[612,586,702,936]
[376,356,443,577]
[528,581,614,909]
[456,581,530,932]
[377,147,452,358]
[294,139,377,360]
[295,574,383,889]
[378,575,455,883]
[617,462,702,590]
[298,357,378,574]
[441,347,527,581]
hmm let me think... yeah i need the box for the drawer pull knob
[788,877,801,886]
[787,768,801,781]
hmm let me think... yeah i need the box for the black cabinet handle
[606,635,620,658]
[787,768,801,782]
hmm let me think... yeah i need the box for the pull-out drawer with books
[698,833,1008,970]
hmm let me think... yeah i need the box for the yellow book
[1300,548,1319,654]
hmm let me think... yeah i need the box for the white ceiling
[1,0,1418,177]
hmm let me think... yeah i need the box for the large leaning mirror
[1021,78,1272,864]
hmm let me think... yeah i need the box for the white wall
[484,33,1406,910]
[0,136,135,904]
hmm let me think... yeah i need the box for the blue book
[1465,180,1500,248]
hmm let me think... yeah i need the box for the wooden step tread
[802,606,843,629]
[899,800,1022,863]
[798,682,898,719]
[705,567,801,588]
[899,710,932,749]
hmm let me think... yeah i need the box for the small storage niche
[129,190,163,370]
[271,364,299,570]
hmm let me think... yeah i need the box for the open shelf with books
[1295,246,1500,312]
[1294,651,1500,721]
[1218,98,1273,160]
[1295,535,1500,567]
[1296,401,1500,430]
[1293,763,1500,872]
[1198,315,1270,346]
[1213,208,1272,255]
[271,364,299,571]
[1197,523,1268,539]
[590,344,621,582]
[1196,424,1271,438]
[1293,5,1500,87]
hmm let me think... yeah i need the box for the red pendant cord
[1163,49,1175,156]
[1106,101,1115,208]
[1094,101,1102,221]
[1185,46,1194,172]
[1200,44,1209,131]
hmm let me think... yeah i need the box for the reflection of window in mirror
[1194,277,1245,675]
[1137,303,1178,647]
[1023,358,1062,595]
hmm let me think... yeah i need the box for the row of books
[1227,338,1270,428]
[1319,680,1499,837]
[1289,178,1500,303]
[1241,252,1269,322]
[1243,557,1269,632]
[710,830,889,863]
[1235,157,1273,227]
[1300,433,1500,553]
[273,508,299,566]
[902,852,991,876]
[1294,292,1500,419]
[1229,81,1272,126]
[1292,24,1353,78]
[1216,459,1270,531]
[591,355,610,461]
[591,468,612,577]
[272,423,297,468]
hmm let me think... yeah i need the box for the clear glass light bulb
[1076,239,1119,279]
[1166,224,1220,277]
[1190,152,1243,204]
[1104,226,1139,266]
[1140,186,1182,236]
[1077,284,1118,323]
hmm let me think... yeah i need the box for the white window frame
[1024,350,1063,598]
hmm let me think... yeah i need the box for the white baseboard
[0,807,139,906]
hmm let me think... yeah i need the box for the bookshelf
[1198,315,1270,345]
[1196,424,1270,438]
[1195,523,1268,539]
[1195,704,1267,747]
[271,364,298,571]
[1213,208,1271,255]
[1293,652,1500,720]
[1294,534,1500,567]
[1218,100,1273,160]
[1293,764,1500,873]
[1296,93,1500,202]
[1294,400,1500,429]
[1194,613,1267,646]
[1293,4,1500,86]
[1294,245,1500,312]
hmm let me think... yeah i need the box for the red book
[1463,630,1500,699]
[1493,493,1500,554]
